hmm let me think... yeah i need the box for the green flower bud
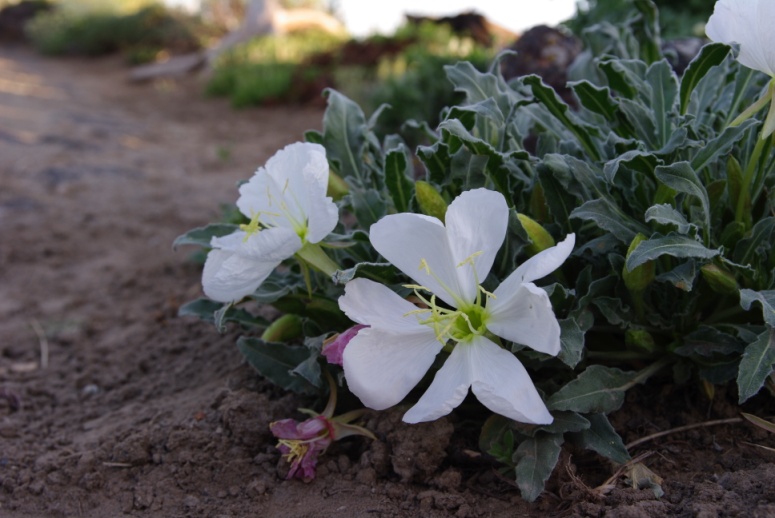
[261,314,303,343]
[517,213,555,256]
[327,171,349,201]
[623,233,654,293]
[415,181,448,223]
[700,264,738,295]
[625,328,657,353]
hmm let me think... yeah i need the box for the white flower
[706,0,775,77]
[338,188,575,424]
[202,142,338,303]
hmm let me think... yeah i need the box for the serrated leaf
[737,327,775,403]
[625,233,719,271]
[573,413,630,464]
[445,61,521,115]
[513,433,564,502]
[740,289,775,327]
[417,141,451,185]
[384,144,414,213]
[644,204,694,235]
[680,42,731,115]
[173,223,239,250]
[547,365,638,414]
[603,150,659,184]
[237,337,316,394]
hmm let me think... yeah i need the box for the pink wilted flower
[269,374,375,482]
[321,325,368,366]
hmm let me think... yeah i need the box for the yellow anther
[419,258,431,275]
[457,250,483,268]
[239,212,263,241]
[277,439,309,463]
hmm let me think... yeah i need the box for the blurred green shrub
[26,2,211,62]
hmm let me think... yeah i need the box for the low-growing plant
[26,1,209,61]
[178,0,775,500]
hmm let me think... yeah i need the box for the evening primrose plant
[177,0,775,501]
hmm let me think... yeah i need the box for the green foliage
[26,2,209,60]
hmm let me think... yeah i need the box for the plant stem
[736,128,768,227]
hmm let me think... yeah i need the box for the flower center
[277,439,310,465]
[404,252,495,345]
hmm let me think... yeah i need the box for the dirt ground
[1,45,775,518]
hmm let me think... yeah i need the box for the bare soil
[1,45,775,518]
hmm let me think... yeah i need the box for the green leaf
[523,75,601,161]
[417,141,451,185]
[570,199,642,243]
[645,60,678,148]
[173,223,239,250]
[680,42,731,115]
[599,58,647,101]
[513,433,564,502]
[332,262,400,285]
[737,327,775,403]
[237,337,316,395]
[558,317,586,368]
[322,89,366,183]
[569,80,618,121]
[547,365,638,414]
[573,413,631,464]
[655,260,697,291]
[654,163,709,232]
[445,61,521,115]
[348,186,387,228]
[734,217,775,265]
[740,289,775,327]
[644,204,694,235]
[690,119,757,173]
[536,411,591,435]
[178,298,269,329]
[384,144,414,213]
[625,234,719,271]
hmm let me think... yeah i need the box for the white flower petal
[486,283,561,355]
[706,0,775,76]
[343,326,442,411]
[402,344,473,423]
[445,188,509,302]
[370,213,464,307]
[468,336,553,425]
[212,227,302,262]
[498,234,575,294]
[202,248,280,303]
[306,191,338,244]
[338,278,429,333]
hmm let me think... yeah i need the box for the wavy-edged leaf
[680,42,731,115]
[523,75,601,160]
[570,198,644,243]
[691,119,756,172]
[514,433,564,502]
[654,260,697,291]
[332,262,399,285]
[626,233,719,271]
[558,317,586,368]
[654,162,710,233]
[547,365,638,414]
[740,289,775,327]
[644,203,695,235]
[570,80,617,121]
[734,217,775,265]
[646,60,678,148]
[573,413,631,464]
[737,327,775,403]
[178,298,269,330]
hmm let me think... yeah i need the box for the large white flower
[706,0,775,77]
[202,142,339,303]
[338,188,575,424]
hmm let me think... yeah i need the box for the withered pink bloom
[270,376,375,482]
[321,325,368,366]
[270,416,334,482]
